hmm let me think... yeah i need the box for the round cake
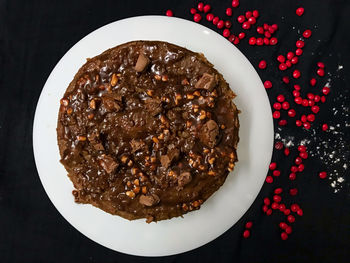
[57,40,239,222]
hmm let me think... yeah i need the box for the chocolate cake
[57,40,239,222]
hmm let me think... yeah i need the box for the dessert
[57,41,239,222]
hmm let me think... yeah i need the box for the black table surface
[1,0,349,262]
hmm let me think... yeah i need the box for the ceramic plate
[33,16,274,257]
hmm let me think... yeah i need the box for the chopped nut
[199,110,206,120]
[106,85,112,92]
[140,173,148,182]
[133,179,140,186]
[227,167,234,172]
[187,94,194,100]
[192,104,199,113]
[87,113,94,120]
[76,135,86,141]
[131,167,139,175]
[206,112,212,119]
[98,85,105,90]
[175,93,182,105]
[66,108,73,115]
[181,78,189,85]
[203,148,210,154]
[161,75,169,82]
[208,170,216,176]
[210,89,218,97]
[230,152,235,159]
[95,74,99,82]
[221,124,226,129]
[189,159,194,166]
[152,136,159,143]
[60,98,69,106]
[142,186,147,194]
[208,157,215,165]
[158,133,164,140]
[193,91,201,96]
[133,186,140,194]
[110,73,118,87]
[126,191,135,198]
[186,121,192,128]
[121,155,128,163]
[182,203,189,212]
[150,164,157,171]
[127,160,133,167]
[160,115,167,124]
[150,156,157,163]
[89,99,96,109]
[126,181,132,188]
[168,170,176,178]
[163,129,170,135]
[154,74,162,81]
[229,162,235,168]
[192,200,200,208]
[198,165,205,170]
[146,89,154,97]
[145,156,150,161]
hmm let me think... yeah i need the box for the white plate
[33,16,273,257]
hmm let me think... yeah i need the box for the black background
[1,0,349,262]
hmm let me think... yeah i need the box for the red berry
[282,76,290,84]
[237,15,245,23]
[245,11,252,18]
[274,188,283,194]
[279,222,288,229]
[248,37,256,45]
[271,24,278,30]
[293,69,301,78]
[298,164,305,172]
[217,20,224,29]
[273,102,282,110]
[229,35,236,43]
[307,93,315,100]
[266,176,273,183]
[279,119,287,126]
[299,152,308,159]
[193,13,202,22]
[289,173,296,181]
[303,122,311,129]
[223,29,230,38]
[243,229,250,238]
[232,0,240,8]
[273,170,281,177]
[314,95,321,102]
[291,56,299,64]
[307,114,315,122]
[266,209,272,216]
[284,209,291,215]
[285,226,292,234]
[287,52,294,60]
[263,38,270,45]
[279,63,287,71]
[296,7,304,16]
[286,60,292,68]
[294,84,301,90]
[203,4,211,13]
[284,148,290,156]
[245,221,253,229]
[298,145,307,152]
[275,141,284,150]
[321,96,326,102]
[262,204,268,212]
[190,8,197,15]
[259,60,267,69]
[281,232,288,240]
[269,162,277,170]
[264,80,272,89]
[277,55,285,63]
[293,90,300,97]
[263,23,269,30]
[291,204,299,212]
[282,101,290,110]
[264,197,270,205]
[277,94,285,102]
[317,62,325,68]
[295,48,303,56]
[271,202,279,209]
[273,111,281,119]
[197,2,204,11]
[296,40,305,48]
[287,215,295,223]
[225,20,232,28]
[295,157,302,165]
[302,99,309,107]
[319,171,327,179]
[310,78,316,86]
[248,17,256,24]
[296,120,302,127]
[242,22,251,30]
[297,209,303,216]
[212,16,219,25]
[257,26,264,34]
[279,204,286,211]
[166,10,173,17]
[311,105,320,113]
[226,7,233,16]
[256,38,264,45]
[270,37,278,45]
[322,86,330,95]
[303,29,312,38]
[233,37,240,45]
[291,166,298,173]
[206,13,214,21]
[238,32,245,39]
[253,10,259,18]
[317,68,325,77]
[308,100,315,107]
[289,188,298,196]
[301,115,307,122]
[322,123,328,131]
[273,195,282,203]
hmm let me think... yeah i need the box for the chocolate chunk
[144,98,162,116]
[98,154,118,174]
[139,194,160,206]
[101,95,122,112]
[134,53,150,72]
[88,132,104,151]
[160,148,180,168]
[195,73,217,90]
[199,120,219,148]
[130,139,146,153]
[177,172,192,189]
